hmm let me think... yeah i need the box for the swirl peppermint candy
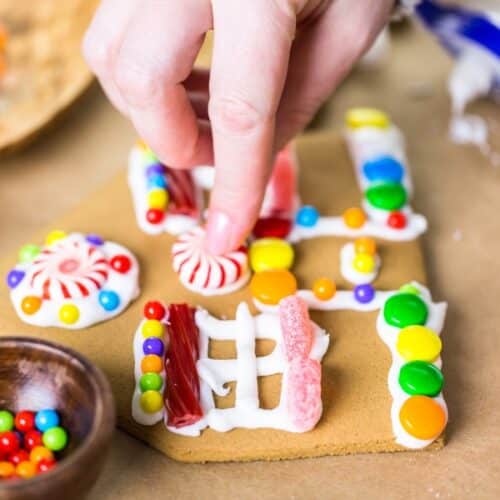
[172,227,250,296]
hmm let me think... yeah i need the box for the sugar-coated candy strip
[279,296,313,361]
[165,169,199,218]
[164,304,203,427]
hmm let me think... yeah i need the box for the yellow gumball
[397,325,442,362]
[59,304,80,325]
[141,319,164,338]
[46,230,67,246]
[353,253,376,274]
[148,189,169,210]
[345,107,390,130]
[140,391,163,414]
[249,238,294,273]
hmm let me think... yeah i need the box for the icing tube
[164,304,204,427]
[279,296,313,361]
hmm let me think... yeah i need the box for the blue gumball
[295,205,319,227]
[35,409,60,432]
[99,290,121,312]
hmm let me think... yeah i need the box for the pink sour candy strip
[287,357,322,432]
[279,295,313,362]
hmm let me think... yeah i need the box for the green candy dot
[42,426,68,451]
[142,148,159,164]
[399,361,444,397]
[383,293,428,328]
[365,183,407,211]
[19,244,41,263]
[139,372,163,393]
[0,410,14,432]
[399,283,420,295]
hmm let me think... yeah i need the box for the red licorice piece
[164,304,203,427]
[387,211,407,229]
[146,208,165,225]
[144,301,166,321]
[165,169,199,218]
[110,255,132,274]
[253,217,292,239]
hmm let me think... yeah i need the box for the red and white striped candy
[27,239,108,300]
[172,227,248,291]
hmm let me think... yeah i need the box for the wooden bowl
[0,337,115,500]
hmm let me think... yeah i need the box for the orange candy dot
[250,270,297,305]
[343,207,366,229]
[354,237,376,255]
[141,355,163,374]
[312,277,336,301]
[21,296,42,315]
[399,396,447,440]
[29,446,54,464]
[16,460,37,479]
[0,461,15,478]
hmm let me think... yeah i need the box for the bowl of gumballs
[0,337,115,500]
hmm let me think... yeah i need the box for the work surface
[0,23,499,499]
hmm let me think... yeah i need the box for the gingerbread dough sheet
[0,131,443,462]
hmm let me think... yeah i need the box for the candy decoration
[139,373,163,392]
[144,301,166,321]
[98,290,121,312]
[353,253,376,274]
[396,325,442,362]
[399,396,446,440]
[146,208,165,225]
[24,430,42,451]
[354,283,375,304]
[35,409,59,432]
[0,432,20,454]
[37,459,56,474]
[172,227,249,295]
[29,446,54,464]
[110,255,132,274]
[14,411,35,433]
[42,427,68,452]
[279,296,313,361]
[19,244,40,264]
[387,211,407,229]
[312,277,336,301]
[250,270,298,305]
[147,173,167,189]
[383,293,428,328]
[145,163,166,177]
[16,461,37,479]
[142,337,164,356]
[295,206,319,227]
[345,107,390,129]
[59,303,80,325]
[362,156,404,183]
[0,461,15,478]
[6,270,25,289]
[8,449,29,466]
[147,188,169,210]
[0,411,14,432]
[141,320,164,338]
[365,183,407,211]
[399,283,420,295]
[399,361,444,397]
[46,230,67,246]
[21,296,41,315]
[164,304,203,427]
[249,238,294,273]
[141,355,163,374]
[354,237,376,256]
[343,207,366,229]
[253,217,292,239]
[85,234,104,246]
[140,391,164,414]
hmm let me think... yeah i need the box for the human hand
[83,0,393,254]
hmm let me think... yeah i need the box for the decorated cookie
[6,231,139,329]
[131,299,329,435]
[128,141,202,235]
[340,237,381,285]
[172,226,250,296]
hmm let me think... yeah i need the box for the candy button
[250,270,297,305]
[354,237,376,256]
[249,238,294,273]
[399,283,420,295]
[397,325,442,362]
[46,230,67,245]
[59,304,80,324]
[362,156,404,183]
[145,163,167,177]
[383,293,428,328]
[85,234,104,246]
[387,211,407,229]
[295,206,319,227]
[146,208,165,225]
[345,107,390,129]
[140,391,163,414]
[343,207,366,229]
[353,253,375,274]
[21,296,42,315]
[399,361,444,397]
[42,427,68,451]
[139,373,163,392]
[141,319,164,338]
[365,183,407,211]
[147,173,167,189]
[143,337,164,356]
[141,355,163,374]
[144,301,166,321]
[142,148,158,164]
[312,277,336,301]
[6,269,25,289]
[110,255,132,274]
[354,283,375,304]
[253,217,292,239]
[147,188,169,210]
[399,396,446,440]
[99,290,121,312]
[0,411,14,432]
[19,244,40,263]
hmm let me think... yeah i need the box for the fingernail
[205,209,240,255]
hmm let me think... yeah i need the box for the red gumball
[144,301,166,321]
[14,410,35,433]
[23,430,43,451]
[146,208,165,225]
[387,211,407,229]
[37,459,56,474]
[253,217,292,239]
[8,449,29,466]
[0,432,20,455]
[110,255,132,274]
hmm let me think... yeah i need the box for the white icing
[10,233,140,329]
[131,318,168,426]
[340,242,381,285]
[128,147,201,235]
[166,303,330,436]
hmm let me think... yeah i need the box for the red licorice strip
[165,169,199,218]
[164,304,203,427]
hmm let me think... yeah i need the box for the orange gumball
[354,237,376,255]
[399,396,447,440]
[21,296,42,315]
[312,278,336,301]
[250,270,297,305]
[0,461,15,478]
[343,207,366,229]
[16,460,37,479]
[29,446,54,464]
[141,355,163,374]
